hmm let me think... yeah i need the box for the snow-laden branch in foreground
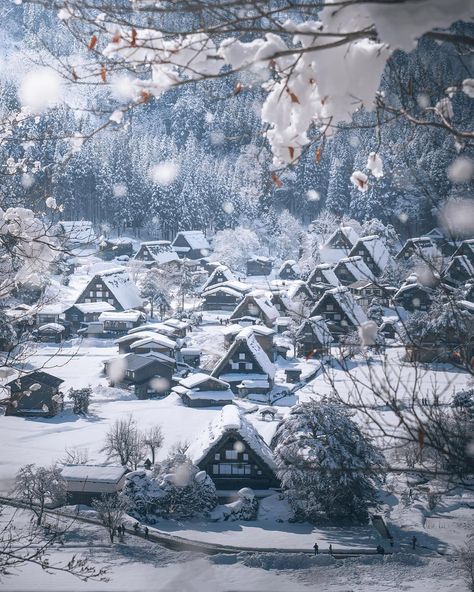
[49,0,472,165]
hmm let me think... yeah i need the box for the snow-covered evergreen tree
[272,401,385,524]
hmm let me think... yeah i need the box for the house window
[334,314,341,320]
[239,353,246,360]
[96,291,103,297]
[257,469,262,475]
[108,299,115,304]
[214,453,220,460]
[243,453,248,461]
[245,362,253,370]
[327,304,333,311]
[230,362,239,370]
[85,298,91,303]
[225,450,238,460]
[89,291,95,298]
[213,463,251,475]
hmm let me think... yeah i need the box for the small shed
[173,373,233,407]
[278,260,300,280]
[172,231,210,260]
[98,310,146,333]
[61,465,128,505]
[5,371,64,417]
[65,302,116,330]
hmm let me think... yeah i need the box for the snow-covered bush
[272,401,385,524]
[212,488,259,522]
[124,451,218,520]
[68,387,92,414]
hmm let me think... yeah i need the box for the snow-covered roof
[278,259,300,275]
[172,231,210,252]
[232,291,279,324]
[296,315,334,345]
[127,323,176,336]
[61,464,126,483]
[459,300,474,313]
[72,302,116,314]
[99,310,144,323]
[354,235,391,271]
[202,285,243,298]
[186,405,276,470]
[394,282,433,298]
[335,256,374,282]
[308,264,340,287]
[129,333,176,350]
[248,255,273,263]
[179,372,229,390]
[164,318,189,330]
[234,327,275,379]
[447,255,474,276]
[97,268,142,310]
[319,286,368,326]
[58,221,96,244]
[287,280,312,300]
[201,265,236,291]
[37,303,67,315]
[325,226,360,248]
[221,281,251,293]
[136,240,179,265]
[38,322,65,332]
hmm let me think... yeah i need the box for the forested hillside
[0,5,472,238]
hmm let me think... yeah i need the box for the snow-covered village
[0,2,473,592]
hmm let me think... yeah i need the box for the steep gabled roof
[295,315,334,345]
[136,241,179,265]
[212,327,275,380]
[334,256,375,282]
[172,231,210,252]
[445,255,474,278]
[307,263,340,287]
[201,265,236,292]
[230,291,279,324]
[313,286,368,326]
[129,333,177,350]
[95,268,142,310]
[351,235,391,272]
[323,226,360,249]
[186,405,276,470]
[58,221,96,244]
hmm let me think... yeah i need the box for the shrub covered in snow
[211,488,259,522]
[124,450,218,520]
[272,401,385,524]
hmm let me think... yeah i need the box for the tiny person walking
[329,544,333,555]
[144,526,149,539]
[313,542,319,555]
[412,535,417,550]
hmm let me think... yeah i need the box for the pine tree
[272,401,385,524]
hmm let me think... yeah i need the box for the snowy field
[1,506,467,592]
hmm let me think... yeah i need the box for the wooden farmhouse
[201,265,236,292]
[133,240,180,268]
[115,330,176,356]
[172,373,234,407]
[65,302,116,330]
[75,268,142,312]
[310,286,368,335]
[5,371,64,418]
[307,263,340,290]
[295,315,334,357]
[320,226,360,263]
[104,352,174,398]
[172,231,210,260]
[35,303,67,327]
[443,255,474,286]
[61,465,127,505]
[212,327,275,395]
[129,333,177,357]
[186,405,279,491]
[223,324,275,360]
[348,235,391,277]
[348,280,393,309]
[201,281,250,311]
[333,256,374,286]
[452,239,474,265]
[246,256,273,276]
[278,260,301,280]
[98,310,146,334]
[393,282,434,313]
[396,237,441,261]
[230,292,279,328]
